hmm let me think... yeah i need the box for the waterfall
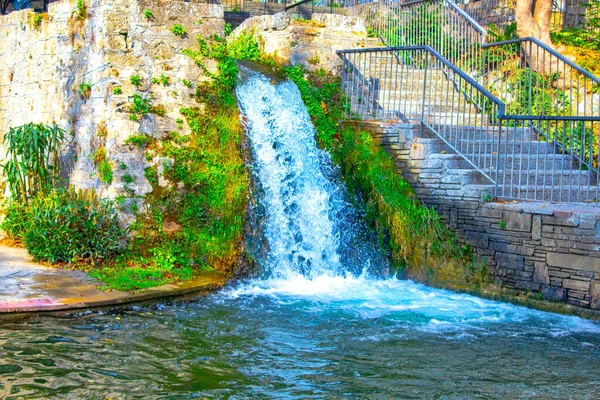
[235,65,386,280]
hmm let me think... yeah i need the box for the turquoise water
[1,68,599,399]
[1,278,600,398]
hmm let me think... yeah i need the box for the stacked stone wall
[0,0,223,224]
[344,120,600,310]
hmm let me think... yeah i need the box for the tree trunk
[515,0,563,78]
[515,0,554,47]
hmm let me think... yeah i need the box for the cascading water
[236,64,386,280]
[2,66,599,400]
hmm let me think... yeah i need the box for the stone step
[447,140,559,155]
[496,185,600,203]
[465,153,577,170]
[493,169,596,187]
[430,125,535,141]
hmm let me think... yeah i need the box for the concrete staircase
[343,53,599,203]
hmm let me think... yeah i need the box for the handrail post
[421,52,428,136]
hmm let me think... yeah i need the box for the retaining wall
[343,121,600,309]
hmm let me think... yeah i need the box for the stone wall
[230,12,379,75]
[0,0,223,224]
[343,121,600,310]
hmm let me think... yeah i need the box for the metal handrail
[483,37,600,86]
[444,0,487,39]
[338,45,600,203]
[338,45,505,113]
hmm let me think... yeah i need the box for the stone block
[515,281,540,291]
[503,210,532,232]
[542,286,567,302]
[532,215,542,240]
[489,241,519,254]
[562,279,590,292]
[547,252,600,273]
[533,262,550,285]
[496,251,525,271]
[478,205,504,219]
[591,281,600,309]
[466,232,489,248]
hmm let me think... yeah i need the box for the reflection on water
[1,276,600,399]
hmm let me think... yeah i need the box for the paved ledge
[0,246,226,314]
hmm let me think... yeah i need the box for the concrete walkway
[0,246,225,314]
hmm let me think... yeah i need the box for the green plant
[92,147,106,165]
[307,55,320,66]
[128,94,150,120]
[366,26,378,38]
[125,134,148,147]
[32,13,42,29]
[224,23,232,37]
[113,86,122,95]
[130,75,142,87]
[499,220,506,229]
[143,9,154,20]
[171,24,187,37]
[78,82,92,98]
[12,188,123,263]
[1,123,66,203]
[227,31,261,61]
[144,166,158,187]
[75,0,87,20]
[159,74,170,86]
[98,159,113,184]
[119,162,127,170]
[121,173,134,184]
[480,190,493,203]
[182,78,193,88]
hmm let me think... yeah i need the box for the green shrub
[124,134,148,147]
[182,78,193,88]
[0,200,31,242]
[121,173,134,184]
[78,82,92,98]
[227,31,261,61]
[98,159,113,184]
[113,86,123,95]
[1,123,66,203]
[171,24,187,37]
[143,9,154,21]
[130,75,142,87]
[75,0,87,20]
[16,188,123,263]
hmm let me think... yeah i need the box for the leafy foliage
[1,123,66,203]
[75,0,86,20]
[88,31,253,290]
[130,75,142,87]
[1,188,124,263]
[171,24,187,37]
[227,31,262,61]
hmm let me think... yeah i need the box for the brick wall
[343,120,600,310]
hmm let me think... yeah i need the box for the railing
[1,0,53,15]
[283,0,348,19]
[338,46,600,203]
[348,0,487,71]
[480,37,600,118]
[339,46,505,184]
[220,0,348,17]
